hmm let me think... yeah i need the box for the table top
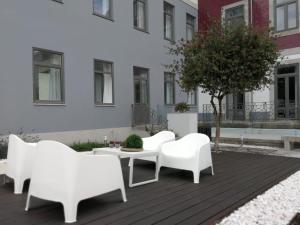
[92,147,158,158]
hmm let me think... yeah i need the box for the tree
[168,20,279,152]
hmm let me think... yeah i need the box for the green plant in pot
[122,134,143,152]
[175,102,190,113]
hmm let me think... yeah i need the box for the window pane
[134,0,146,30]
[277,77,285,107]
[288,3,297,29]
[186,14,195,40]
[164,73,175,104]
[164,2,174,40]
[187,91,196,105]
[93,0,111,18]
[276,6,285,31]
[37,66,62,101]
[94,61,113,104]
[33,50,62,66]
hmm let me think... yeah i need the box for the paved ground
[0,152,300,225]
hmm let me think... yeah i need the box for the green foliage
[123,134,143,149]
[168,20,279,98]
[70,141,105,152]
[168,19,280,152]
[175,102,190,113]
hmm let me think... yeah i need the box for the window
[134,0,147,31]
[134,67,149,104]
[93,0,112,19]
[33,49,64,104]
[187,90,197,105]
[186,14,195,40]
[275,0,298,32]
[164,2,175,41]
[94,60,114,105]
[225,5,245,26]
[164,73,175,105]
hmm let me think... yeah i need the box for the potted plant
[175,102,190,113]
[167,102,198,138]
[121,134,143,152]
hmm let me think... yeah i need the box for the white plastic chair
[5,134,37,194]
[158,133,214,183]
[25,141,127,223]
[137,131,175,162]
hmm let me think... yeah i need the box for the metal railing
[201,102,299,123]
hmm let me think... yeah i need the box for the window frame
[93,0,114,21]
[224,4,245,26]
[163,1,175,42]
[32,47,65,105]
[274,0,299,32]
[186,13,195,40]
[94,59,115,106]
[164,72,176,105]
[133,0,148,33]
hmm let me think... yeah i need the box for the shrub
[175,102,190,113]
[70,141,105,152]
[123,134,143,149]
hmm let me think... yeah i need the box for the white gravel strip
[217,171,300,225]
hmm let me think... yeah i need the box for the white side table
[92,148,159,187]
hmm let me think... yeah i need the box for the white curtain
[38,68,61,101]
[103,73,113,104]
[102,0,110,16]
[137,2,145,29]
[165,15,172,39]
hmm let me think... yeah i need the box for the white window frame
[221,0,249,26]
[93,0,113,21]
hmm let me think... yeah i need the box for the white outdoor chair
[136,131,176,163]
[158,133,214,184]
[25,141,127,223]
[5,134,37,194]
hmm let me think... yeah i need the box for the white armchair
[25,141,127,223]
[137,131,175,162]
[5,134,37,194]
[158,133,214,184]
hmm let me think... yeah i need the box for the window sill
[51,0,63,4]
[164,38,175,44]
[133,27,149,34]
[33,103,66,106]
[274,28,300,37]
[95,104,116,107]
[93,13,114,22]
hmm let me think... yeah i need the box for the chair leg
[211,165,215,176]
[25,194,31,211]
[63,202,78,223]
[14,179,25,194]
[193,171,200,184]
[120,187,127,202]
[3,175,6,185]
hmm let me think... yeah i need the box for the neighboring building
[0,0,197,143]
[198,0,300,128]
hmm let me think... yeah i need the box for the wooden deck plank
[0,152,299,225]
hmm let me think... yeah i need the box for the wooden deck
[1,151,300,225]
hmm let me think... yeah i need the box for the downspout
[250,0,254,106]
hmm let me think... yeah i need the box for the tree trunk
[215,97,223,153]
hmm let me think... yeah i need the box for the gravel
[217,171,300,225]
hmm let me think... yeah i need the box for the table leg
[129,156,159,188]
[129,158,134,187]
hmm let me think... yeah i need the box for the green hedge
[70,142,105,152]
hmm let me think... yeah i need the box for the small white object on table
[92,147,159,187]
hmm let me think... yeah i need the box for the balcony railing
[201,102,299,123]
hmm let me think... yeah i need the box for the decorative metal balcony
[200,102,299,123]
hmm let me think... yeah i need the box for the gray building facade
[0,0,198,143]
